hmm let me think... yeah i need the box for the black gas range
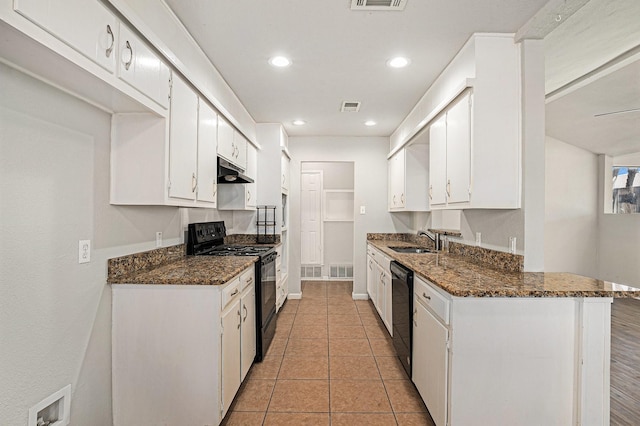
[186,221,277,362]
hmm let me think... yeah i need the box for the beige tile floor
[222,281,436,426]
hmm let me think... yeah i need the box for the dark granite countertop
[368,239,640,298]
[108,255,257,285]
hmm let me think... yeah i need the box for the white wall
[597,155,640,286]
[544,137,599,276]
[289,137,413,297]
[0,63,230,425]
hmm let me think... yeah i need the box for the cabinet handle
[247,190,251,202]
[446,179,451,197]
[237,309,241,329]
[413,308,417,326]
[123,40,133,70]
[105,24,115,58]
[429,185,433,200]
[191,173,197,193]
[369,260,372,270]
[422,292,431,300]
[230,289,239,297]
[243,304,248,322]
[282,174,285,185]
[213,182,217,197]
[393,195,396,206]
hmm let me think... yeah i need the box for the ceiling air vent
[341,101,361,112]
[350,0,407,11]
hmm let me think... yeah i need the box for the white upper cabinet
[117,24,170,109]
[196,100,218,205]
[233,131,247,171]
[217,118,234,163]
[445,93,472,205]
[392,34,522,209]
[429,115,448,206]
[429,92,472,208]
[168,73,198,201]
[388,150,405,210]
[388,140,430,212]
[14,0,117,73]
[217,122,247,170]
[281,152,290,193]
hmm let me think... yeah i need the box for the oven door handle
[243,304,248,322]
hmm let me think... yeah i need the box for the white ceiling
[546,58,640,156]
[544,0,640,156]
[162,0,548,137]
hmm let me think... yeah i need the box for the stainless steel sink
[389,246,436,254]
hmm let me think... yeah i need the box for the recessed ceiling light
[269,56,291,67]
[364,120,377,126]
[387,57,410,68]
[292,119,306,126]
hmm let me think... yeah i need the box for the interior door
[300,171,322,265]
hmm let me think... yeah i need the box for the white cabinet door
[217,118,234,163]
[196,100,218,204]
[446,93,471,204]
[374,262,384,318]
[383,269,392,335]
[168,73,198,201]
[221,299,241,418]
[413,296,448,426]
[233,131,247,170]
[281,153,290,192]
[240,284,256,382]
[429,115,447,206]
[246,144,257,208]
[367,255,376,304]
[14,0,117,73]
[118,24,170,109]
[392,151,406,209]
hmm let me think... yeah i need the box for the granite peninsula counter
[366,234,638,426]
[368,239,640,298]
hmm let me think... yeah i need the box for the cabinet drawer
[368,245,391,271]
[414,276,450,325]
[240,268,255,291]
[222,277,241,309]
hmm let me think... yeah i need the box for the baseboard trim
[287,293,302,300]
[352,292,369,300]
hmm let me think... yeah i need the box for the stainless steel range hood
[217,157,254,184]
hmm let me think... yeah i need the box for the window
[612,166,640,213]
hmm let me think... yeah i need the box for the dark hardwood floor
[611,298,640,426]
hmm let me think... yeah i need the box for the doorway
[300,162,355,280]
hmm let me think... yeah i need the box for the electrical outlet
[509,237,517,254]
[360,206,366,215]
[78,240,90,264]
[156,232,163,248]
[475,232,481,246]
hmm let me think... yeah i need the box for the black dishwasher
[391,261,413,377]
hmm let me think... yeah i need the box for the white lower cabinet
[112,265,256,426]
[366,244,392,336]
[413,289,448,426]
[221,295,241,417]
[410,275,612,426]
[240,270,256,381]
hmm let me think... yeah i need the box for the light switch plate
[156,232,162,248]
[360,206,366,215]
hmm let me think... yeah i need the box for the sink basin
[389,246,436,254]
